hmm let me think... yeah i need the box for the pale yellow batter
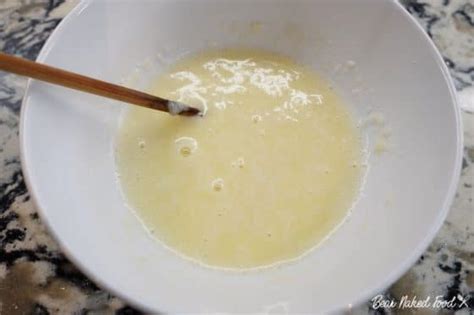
[115,49,363,269]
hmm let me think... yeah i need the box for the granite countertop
[0,0,472,314]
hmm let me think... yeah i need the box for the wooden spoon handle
[0,53,199,116]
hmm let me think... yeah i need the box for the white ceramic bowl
[20,0,462,313]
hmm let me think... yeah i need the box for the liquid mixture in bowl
[115,49,363,269]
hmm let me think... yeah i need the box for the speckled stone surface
[0,0,472,314]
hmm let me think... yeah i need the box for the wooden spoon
[0,52,200,117]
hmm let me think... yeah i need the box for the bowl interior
[21,0,461,313]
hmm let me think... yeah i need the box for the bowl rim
[19,0,463,313]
